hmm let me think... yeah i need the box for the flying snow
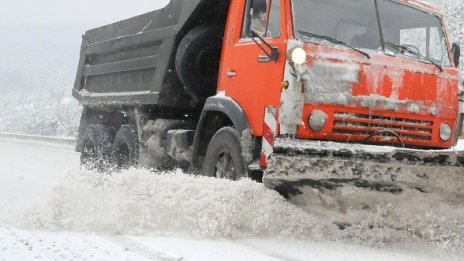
[1,168,457,259]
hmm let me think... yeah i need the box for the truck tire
[80,124,115,172]
[175,26,223,97]
[112,125,139,170]
[203,127,246,180]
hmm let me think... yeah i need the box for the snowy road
[0,138,78,213]
[0,137,460,260]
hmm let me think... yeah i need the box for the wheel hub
[214,151,236,180]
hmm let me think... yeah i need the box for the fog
[0,0,170,27]
[0,0,170,93]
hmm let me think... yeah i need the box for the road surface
[0,137,459,261]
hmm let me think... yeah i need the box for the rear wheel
[203,127,246,180]
[112,125,139,170]
[80,124,115,172]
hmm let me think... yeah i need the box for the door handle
[226,68,237,78]
[227,27,235,47]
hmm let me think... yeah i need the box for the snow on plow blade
[264,139,464,222]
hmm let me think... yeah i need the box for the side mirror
[451,42,461,68]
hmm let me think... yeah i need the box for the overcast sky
[0,0,170,93]
[0,0,170,27]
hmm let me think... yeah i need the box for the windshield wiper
[385,42,443,72]
[298,30,370,59]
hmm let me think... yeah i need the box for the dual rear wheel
[80,124,138,171]
[80,125,115,172]
[112,125,139,170]
[80,124,248,180]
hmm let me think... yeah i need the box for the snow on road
[0,138,79,222]
[0,227,148,261]
[0,137,462,260]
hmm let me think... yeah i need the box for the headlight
[440,123,452,141]
[308,110,328,132]
[288,47,306,65]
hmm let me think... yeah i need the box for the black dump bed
[73,0,223,108]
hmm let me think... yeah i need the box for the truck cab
[219,0,461,152]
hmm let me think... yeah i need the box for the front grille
[332,112,434,142]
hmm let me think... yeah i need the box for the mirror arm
[250,30,280,62]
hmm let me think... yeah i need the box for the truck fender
[191,96,251,167]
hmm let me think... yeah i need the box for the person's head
[251,0,267,18]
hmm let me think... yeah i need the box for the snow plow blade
[263,139,464,221]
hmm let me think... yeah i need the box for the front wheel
[203,127,246,180]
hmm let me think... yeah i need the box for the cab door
[218,0,287,137]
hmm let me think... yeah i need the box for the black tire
[112,125,139,170]
[175,26,223,97]
[203,127,246,180]
[80,124,116,172]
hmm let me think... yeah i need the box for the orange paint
[219,0,460,149]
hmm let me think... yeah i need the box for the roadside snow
[17,167,462,255]
[0,227,148,261]
[23,169,319,239]
[127,236,443,261]
[0,227,443,261]
[0,138,79,224]
[1,138,463,260]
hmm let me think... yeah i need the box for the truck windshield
[292,0,451,66]
[377,0,450,66]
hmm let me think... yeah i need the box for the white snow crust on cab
[300,60,430,113]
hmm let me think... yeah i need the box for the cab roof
[400,0,441,15]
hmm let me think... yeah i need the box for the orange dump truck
[74,0,463,216]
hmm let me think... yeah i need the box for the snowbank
[24,169,319,239]
[3,138,458,261]
[9,168,460,259]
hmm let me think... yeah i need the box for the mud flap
[263,138,464,223]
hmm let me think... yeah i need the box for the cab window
[379,0,451,66]
[241,0,281,38]
[267,0,281,38]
